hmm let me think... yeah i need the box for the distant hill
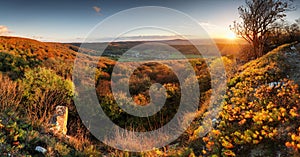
[0,36,115,79]
[68,38,245,58]
[0,36,76,60]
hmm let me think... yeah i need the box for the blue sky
[0,0,299,42]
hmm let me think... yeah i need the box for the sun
[226,31,237,40]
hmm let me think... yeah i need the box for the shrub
[0,52,40,79]
[21,67,74,124]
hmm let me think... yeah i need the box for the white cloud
[31,36,44,40]
[0,25,10,35]
[93,6,101,13]
[199,22,218,30]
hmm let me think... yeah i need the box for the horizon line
[0,35,247,44]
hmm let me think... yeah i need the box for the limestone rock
[50,106,68,135]
[35,146,47,154]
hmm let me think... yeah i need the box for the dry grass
[0,73,22,111]
[25,89,70,126]
[104,125,175,151]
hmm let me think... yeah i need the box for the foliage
[96,59,212,131]
[3,35,300,156]
[0,109,102,156]
[268,20,300,49]
[200,43,300,156]
[0,36,77,78]
[0,52,41,79]
[0,111,31,155]
[22,67,74,101]
[21,67,74,124]
[0,74,101,156]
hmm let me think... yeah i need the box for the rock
[268,82,282,88]
[291,46,297,50]
[50,106,68,135]
[35,146,47,154]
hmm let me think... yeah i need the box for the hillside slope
[0,36,115,79]
[199,43,300,156]
[0,36,76,60]
[0,37,115,156]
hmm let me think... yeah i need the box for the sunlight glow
[226,31,237,40]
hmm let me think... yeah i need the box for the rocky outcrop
[50,106,68,135]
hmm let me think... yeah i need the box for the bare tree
[231,0,293,58]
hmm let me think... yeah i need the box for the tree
[268,20,287,46]
[231,0,292,58]
[285,22,300,41]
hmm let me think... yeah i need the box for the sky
[0,0,299,42]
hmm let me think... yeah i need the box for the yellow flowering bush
[200,44,300,156]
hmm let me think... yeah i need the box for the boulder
[50,106,68,135]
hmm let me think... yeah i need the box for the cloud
[0,25,10,35]
[86,35,185,42]
[93,6,101,13]
[117,35,182,41]
[199,22,218,29]
[31,36,44,40]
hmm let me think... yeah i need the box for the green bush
[0,52,40,79]
[21,67,74,124]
